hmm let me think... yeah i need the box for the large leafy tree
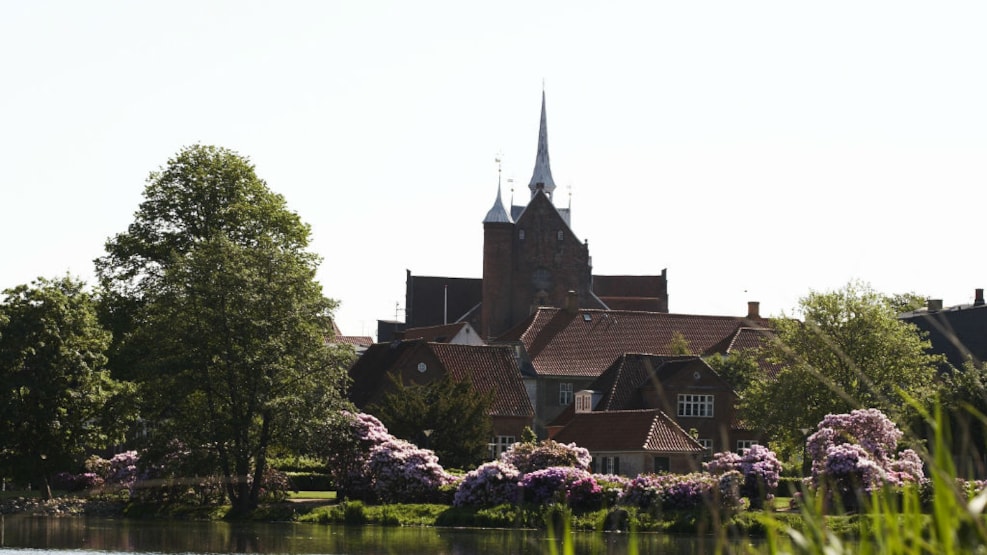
[742,281,943,454]
[370,374,494,469]
[96,145,352,514]
[0,277,137,498]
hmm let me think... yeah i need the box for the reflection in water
[0,514,762,554]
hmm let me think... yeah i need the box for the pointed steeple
[527,90,557,200]
[484,158,513,223]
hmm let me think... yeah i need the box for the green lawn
[288,490,336,500]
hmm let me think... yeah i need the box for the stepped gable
[428,343,533,418]
[506,307,763,378]
[553,409,705,453]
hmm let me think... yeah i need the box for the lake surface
[0,514,767,554]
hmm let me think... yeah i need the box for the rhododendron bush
[498,440,591,474]
[807,408,925,508]
[453,461,521,507]
[329,411,456,503]
[519,467,602,509]
[620,472,742,512]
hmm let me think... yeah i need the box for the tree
[370,373,494,469]
[742,281,943,454]
[0,277,137,498]
[96,145,352,514]
[705,350,761,393]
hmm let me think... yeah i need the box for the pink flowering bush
[807,409,925,510]
[499,440,591,474]
[704,451,741,475]
[106,451,139,492]
[366,436,457,503]
[453,461,521,507]
[519,467,602,510]
[739,445,782,509]
[328,411,456,503]
[619,472,741,512]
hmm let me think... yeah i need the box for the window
[519,229,525,240]
[602,456,620,475]
[677,394,714,417]
[737,440,759,455]
[559,382,573,405]
[488,435,516,459]
[697,438,714,458]
[653,456,670,473]
[575,392,593,413]
[556,230,564,241]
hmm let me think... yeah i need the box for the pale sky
[3,2,986,339]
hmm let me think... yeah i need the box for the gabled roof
[405,274,482,328]
[429,343,533,418]
[399,322,475,343]
[550,355,733,427]
[553,409,705,454]
[347,340,532,418]
[498,307,767,378]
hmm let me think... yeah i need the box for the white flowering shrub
[452,461,521,507]
[498,440,591,474]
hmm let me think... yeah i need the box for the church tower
[481,164,515,339]
[481,91,596,339]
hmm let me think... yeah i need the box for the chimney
[565,290,578,314]
[928,299,943,312]
[747,301,760,319]
[976,289,985,307]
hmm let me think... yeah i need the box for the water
[0,515,763,554]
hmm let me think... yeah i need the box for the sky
[2,2,986,339]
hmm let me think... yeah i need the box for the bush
[499,440,591,474]
[519,467,601,511]
[286,472,331,491]
[453,461,521,508]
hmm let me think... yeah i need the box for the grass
[288,490,336,500]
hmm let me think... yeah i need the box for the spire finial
[483,154,513,224]
[527,89,557,200]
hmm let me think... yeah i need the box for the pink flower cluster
[453,461,521,507]
[807,409,925,498]
[498,440,591,474]
[337,412,457,503]
[619,472,741,511]
[519,467,600,508]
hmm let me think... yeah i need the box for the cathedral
[380,91,669,341]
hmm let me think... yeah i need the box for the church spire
[527,89,557,200]
[483,156,513,223]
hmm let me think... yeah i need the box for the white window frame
[737,440,759,455]
[697,438,714,458]
[488,435,516,459]
[677,394,714,417]
[601,456,619,475]
[559,382,573,405]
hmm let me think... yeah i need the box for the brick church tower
[383,91,668,343]
[481,91,596,339]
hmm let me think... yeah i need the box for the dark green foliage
[0,276,137,498]
[370,373,494,469]
[743,281,943,455]
[96,145,352,515]
[705,350,761,393]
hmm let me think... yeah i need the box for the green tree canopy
[96,145,352,514]
[742,281,943,454]
[0,277,137,498]
[370,373,494,470]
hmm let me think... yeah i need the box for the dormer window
[575,390,595,413]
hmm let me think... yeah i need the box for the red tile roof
[500,308,767,378]
[553,409,705,454]
[428,343,533,418]
[347,340,532,419]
